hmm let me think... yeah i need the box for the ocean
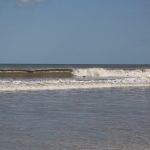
[0,64,150,150]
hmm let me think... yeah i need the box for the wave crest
[73,68,150,78]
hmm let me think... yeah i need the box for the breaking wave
[0,68,150,78]
[73,68,150,78]
[0,67,150,91]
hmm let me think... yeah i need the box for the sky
[0,0,150,64]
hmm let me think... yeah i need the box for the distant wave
[0,69,73,78]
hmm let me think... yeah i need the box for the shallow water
[0,88,150,150]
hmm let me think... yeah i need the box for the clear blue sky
[0,0,150,64]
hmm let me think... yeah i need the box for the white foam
[73,68,150,78]
[0,78,150,91]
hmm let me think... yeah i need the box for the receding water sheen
[0,88,150,150]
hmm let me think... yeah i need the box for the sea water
[0,65,150,150]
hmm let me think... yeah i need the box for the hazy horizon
[0,0,150,64]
